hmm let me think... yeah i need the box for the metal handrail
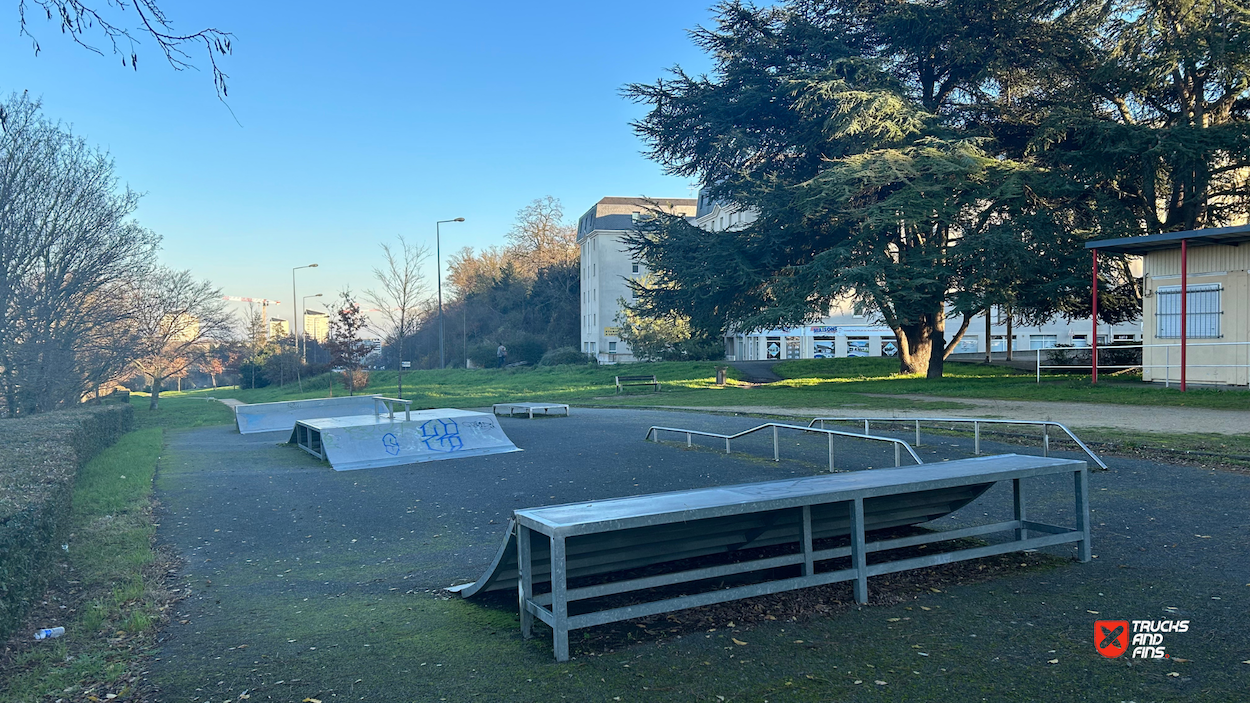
[373,396,413,421]
[807,416,1107,470]
[645,422,923,470]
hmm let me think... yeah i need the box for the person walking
[497,343,507,368]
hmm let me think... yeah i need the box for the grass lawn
[0,397,234,703]
[175,357,1250,413]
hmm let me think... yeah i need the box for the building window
[785,336,801,359]
[1029,334,1058,350]
[765,337,781,360]
[632,263,640,274]
[608,341,617,353]
[881,337,899,357]
[1157,284,1221,338]
[846,338,870,357]
[955,335,978,353]
[1072,335,1088,348]
[813,337,835,358]
[632,212,640,222]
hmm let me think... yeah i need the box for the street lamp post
[302,293,323,364]
[435,218,465,369]
[292,264,319,390]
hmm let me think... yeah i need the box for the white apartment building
[692,189,1142,361]
[578,196,699,363]
[303,309,329,343]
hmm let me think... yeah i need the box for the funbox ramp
[234,395,382,434]
[290,408,520,471]
[449,471,993,598]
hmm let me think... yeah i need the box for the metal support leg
[828,433,834,472]
[518,525,533,639]
[1013,478,1028,542]
[1075,469,1091,562]
[864,419,870,435]
[894,443,901,467]
[551,535,569,661]
[725,438,731,454]
[801,506,814,576]
[850,498,868,604]
[974,422,981,455]
[687,432,692,447]
[1043,426,1050,457]
[773,425,779,462]
[915,420,921,447]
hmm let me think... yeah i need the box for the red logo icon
[1095,620,1129,658]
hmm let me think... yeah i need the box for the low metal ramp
[290,406,520,471]
[234,395,382,434]
[452,453,1089,661]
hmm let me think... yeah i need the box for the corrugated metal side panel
[1146,245,1250,277]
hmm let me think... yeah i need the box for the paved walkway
[653,395,1250,435]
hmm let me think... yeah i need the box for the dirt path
[651,395,1250,435]
[212,397,244,409]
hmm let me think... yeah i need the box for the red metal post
[1180,238,1188,392]
[1091,250,1098,384]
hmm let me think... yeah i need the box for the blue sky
[1,1,713,326]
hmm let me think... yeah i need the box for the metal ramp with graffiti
[289,404,520,471]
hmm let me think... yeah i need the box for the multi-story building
[693,189,1141,361]
[268,318,290,340]
[303,309,329,343]
[578,196,699,363]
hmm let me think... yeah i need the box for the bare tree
[17,0,234,98]
[505,196,577,277]
[130,267,230,410]
[0,92,158,415]
[364,236,430,398]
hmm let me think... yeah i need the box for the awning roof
[1086,224,1250,253]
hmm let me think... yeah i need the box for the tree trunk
[150,379,162,410]
[896,308,948,378]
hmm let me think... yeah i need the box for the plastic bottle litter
[34,627,65,640]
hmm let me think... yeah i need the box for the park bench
[451,453,1089,661]
[615,374,660,393]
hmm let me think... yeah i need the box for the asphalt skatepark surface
[149,407,1250,701]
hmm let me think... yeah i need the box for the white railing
[808,417,1108,470]
[645,423,922,470]
[1033,341,1250,387]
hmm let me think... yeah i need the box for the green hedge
[0,404,134,640]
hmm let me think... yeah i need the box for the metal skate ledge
[488,454,1089,661]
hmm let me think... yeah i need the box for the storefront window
[785,336,801,359]
[847,338,869,357]
[813,337,835,358]
[766,337,781,360]
[881,338,899,357]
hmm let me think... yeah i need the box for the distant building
[361,337,382,353]
[578,196,699,363]
[269,318,290,339]
[693,188,1141,361]
[303,310,329,343]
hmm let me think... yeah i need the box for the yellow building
[1088,225,1250,388]
[269,318,290,339]
[303,309,329,343]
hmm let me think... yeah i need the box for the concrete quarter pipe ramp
[290,408,520,471]
[234,395,382,434]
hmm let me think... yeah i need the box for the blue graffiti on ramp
[382,432,400,455]
[420,418,464,452]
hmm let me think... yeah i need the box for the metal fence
[808,416,1108,470]
[645,422,923,470]
[1033,341,1250,387]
